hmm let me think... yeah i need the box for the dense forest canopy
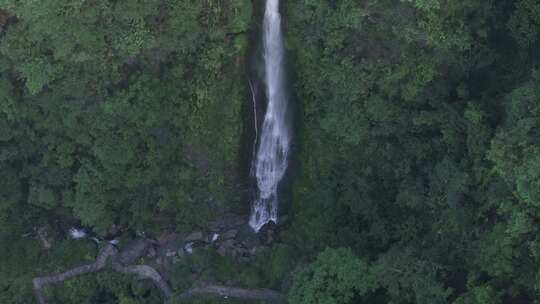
[1,0,540,303]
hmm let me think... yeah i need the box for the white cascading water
[249,0,290,232]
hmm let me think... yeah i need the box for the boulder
[233,247,249,258]
[217,246,227,257]
[118,239,153,265]
[184,231,203,242]
[241,235,261,248]
[222,229,238,239]
[222,239,235,248]
[249,246,267,256]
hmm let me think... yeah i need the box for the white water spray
[249,0,290,232]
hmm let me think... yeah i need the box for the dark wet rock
[241,233,261,249]
[231,216,247,227]
[277,215,288,226]
[184,231,203,242]
[108,224,121,237]
[234,248,249,257]
[222,239,235,248]
[222,229,238,239]
[117,239,152,265]
[157,239,184,258]
[258,221,277,234]
[148,213,282,267]
[217,246,227,257]
[249,246,268,256]
[208,214,247,231]
[208,219,224,232]
[265,230,274,245]
[235,224,258,243]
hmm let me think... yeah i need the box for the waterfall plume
[249,0,290,232]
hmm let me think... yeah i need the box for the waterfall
[249,0,290,232]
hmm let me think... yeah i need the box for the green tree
[289,248,377,304]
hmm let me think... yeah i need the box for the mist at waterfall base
[248,0,291,233]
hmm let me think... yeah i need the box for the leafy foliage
[284,0,540,303]
[2,0,540,303]
[289,248,377,304]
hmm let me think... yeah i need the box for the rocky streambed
[151,214,286,269]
